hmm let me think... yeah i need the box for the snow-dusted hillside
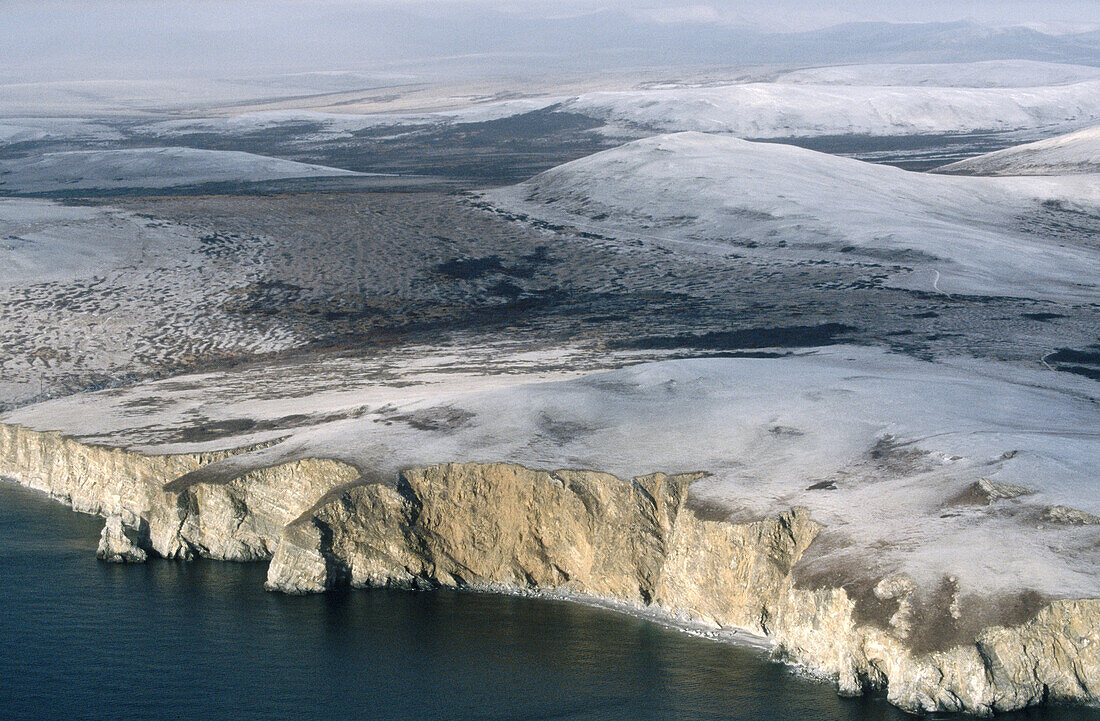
[937,125,1100,175]
[139,67,1100,146]
[0,117,123,145]
[141,98,566,140]
[485,132,1099,302]
[564,80,1100,138]
[0,147,359,194]
[776,60,1100,88]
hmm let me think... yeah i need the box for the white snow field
[7,345,1099,603]
[775,60,1100,88]
[6,62,1100,151]
[563,80,1100,138]
[132,63,1100,144]
[0,147,359,194]
[0,73,407,116]
[484,132,1100,302]
[0,117,123,146]
[142,98,568,140]
[938,124,1100,175]
[0,198,182,284]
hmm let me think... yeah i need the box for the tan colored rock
[1041,505,1100,526]
[3,423,1098,716]
[265,460,1100,716]
[97,514,148,563]
[0,422,360,561]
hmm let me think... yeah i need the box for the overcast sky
[2,1,1098,83]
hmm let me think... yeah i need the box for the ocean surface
[2,479,1098,721]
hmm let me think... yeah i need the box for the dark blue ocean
[2,480,1097,721]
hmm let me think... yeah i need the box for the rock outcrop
[266,461,1100,716]
[0,422,360,562]
[97,514,148,563]
[1042,505,1100,526]
[2,422,1098,716]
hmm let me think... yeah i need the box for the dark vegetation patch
[769,425,805,438]
[433,255,535,280]
[944,478,1032,507]
[487,280,525,298]
[167,408,370,444]
[867,434,935,476]
[535,413,599,446]
[770,131,1027,172]
[611,323,857,351]
[386,406,475,432]
[172,418,261,442]
[433,247,555,283]
[119,396,163,409]
[1048,347,1100,365]
[198,232,250,259]
[703,351,790,359]
[801,567,1051,655]
[1059,365,1100,381]
[222,280,306,316]
[1047,346,1100,381]
[684,495,734,523]
[116,108,617,187]
[1021,312,1065,322]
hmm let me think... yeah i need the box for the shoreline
[1,421,1098,717]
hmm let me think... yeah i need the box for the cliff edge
[2,422,1097,716]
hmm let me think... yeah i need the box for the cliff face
[0,423,360,562]
[266,461,1100,716]
[2,422,1098,716]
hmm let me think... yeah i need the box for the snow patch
[0,147,359,194]
[776,61,1100,88]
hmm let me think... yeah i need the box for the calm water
[2,481,1098,721]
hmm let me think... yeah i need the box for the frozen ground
[484,132,1100,302]
[938,124,1100,175]
[775,60,1100,88]
[564,80,1100,139]
[6,345,1098,611]
[3,190,1094,412]
[0,147,359,194]
[6,61,1100,187]
[140,99,569,140]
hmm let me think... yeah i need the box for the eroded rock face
[2,423,1098,716]
[1042,505,1100,526]
[266,461,1100,716]
[267,463,716,597]
[97,514,148,563]
[0,422,360,562]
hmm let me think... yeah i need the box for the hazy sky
[2,0,1098,83]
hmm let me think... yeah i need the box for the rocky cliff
[0,422,360,562]
[1,422,1097,716]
